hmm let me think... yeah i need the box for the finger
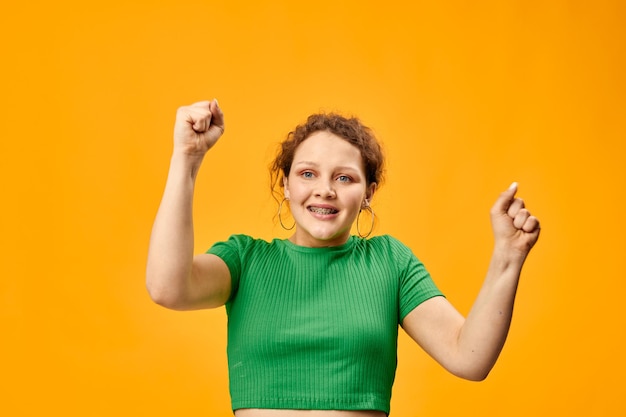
[189,100,212,110]
[491,182,518,216]
[187,104,213,133]
[507,197,525,218]
[513,208,530,229]
[190,116,207,133]
[209,98,225,131]
[522,215,540,233]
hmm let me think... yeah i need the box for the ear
[363,182,377,207]
[283,176,290,200]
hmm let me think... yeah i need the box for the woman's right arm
[146,100,231,310]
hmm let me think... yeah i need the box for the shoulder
[207,234,288,258]
[208,234,268,250]
[349,235,417,270]
[357,234,413,257]
[206,235,285,285]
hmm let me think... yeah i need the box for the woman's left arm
[401,182,540,381]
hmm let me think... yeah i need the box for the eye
[337,175,352,182]
[301,171,314,179]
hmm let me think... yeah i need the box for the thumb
[209,99,225,132]
[491,182,518,215]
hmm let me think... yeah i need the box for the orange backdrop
[2,1,625,416]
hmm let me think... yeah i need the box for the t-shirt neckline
[277,235,357,254]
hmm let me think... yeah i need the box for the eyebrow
[293,161,361,172]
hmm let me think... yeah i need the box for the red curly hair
[270,113,385,202]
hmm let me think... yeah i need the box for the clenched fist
[173,99,225,156]
[490,182,541,259]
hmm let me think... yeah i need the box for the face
[283,131,376,247]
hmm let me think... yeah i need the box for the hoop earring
[356,205,375,238]
[278,198,295,230]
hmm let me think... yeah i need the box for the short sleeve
[206,234,252,301]
[387,237,444,322]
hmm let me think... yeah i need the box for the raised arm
[401,182,540,380]
[146,100,231,311]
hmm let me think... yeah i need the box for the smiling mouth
[308,206,338,215]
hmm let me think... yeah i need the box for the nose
[314,179,336,198]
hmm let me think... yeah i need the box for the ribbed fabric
[207,234,443,414]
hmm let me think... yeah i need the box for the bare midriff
[235,410,386,417]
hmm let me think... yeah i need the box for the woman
[146,99,540,416]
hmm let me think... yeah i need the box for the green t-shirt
[208,234,443,414]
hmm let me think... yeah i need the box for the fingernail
[214,98,220,108]
[509,182,518,190]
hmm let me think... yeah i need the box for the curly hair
[270,113,385,201]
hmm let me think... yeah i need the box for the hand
[490,182,540,257]
[173,99,225,156]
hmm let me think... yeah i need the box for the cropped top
[207,234,443,414]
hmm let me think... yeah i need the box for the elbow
[146,282,171,309]
[147,286,186,311]
[146,274,184,310]
[459,369,490,382]
[447,362,493,382]
[442,345,500,381]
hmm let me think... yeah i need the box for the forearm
[146,152,204,307]
[404,184,539,380]
[455,247,526,380]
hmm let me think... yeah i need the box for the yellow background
[2,1,624,415]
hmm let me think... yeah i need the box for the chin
[306,229,350,246]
